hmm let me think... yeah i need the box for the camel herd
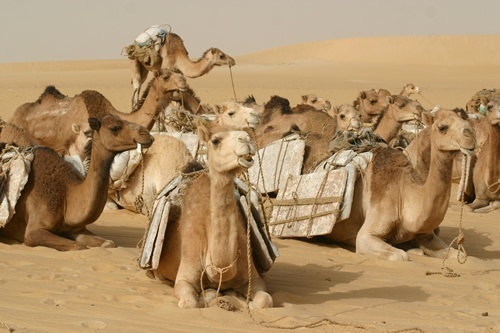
[0,27,499,309]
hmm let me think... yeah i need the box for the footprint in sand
[42,298,65,306]
[80,320,107,330]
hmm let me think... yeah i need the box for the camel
[0,114,154,251]
[400,83,421,97]
[323,109,476,261]
[328,104,362,131]
[151,124,273,309]
[128,31,235,107]
[353,89,392,123]
[298,93,332,112]
[463,94,500,212]
[465,88,500,114]
[3,69,187,158]
[108,100,259,215]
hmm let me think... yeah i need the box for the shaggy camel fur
[0,114,154,251]
[324,109,476,261]
[3,70,186,158]
[130,32,235,107]
[153,125,273,309]
[108,100,260,215]
[464,94,500,212]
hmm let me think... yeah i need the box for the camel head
[68,123,93,158]
[203,48,236,67]
[424,108,476,155]
[153,69,188,94]
[401,83,421,97]
[301,94,332,112]
[484,95,500,126]
[89,114,154,153]
[198,125,255,174]
[356,89,390,117]
[213,100,260,129]
[385,95,425,123]
[329,104,362,131]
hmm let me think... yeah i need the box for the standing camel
[152,124,273,309]
[128,31,235,107]
[0,114,154,251]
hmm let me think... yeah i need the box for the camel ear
[330,105,339,115]
[152,70,161,78]
[71,124,80,134]
[213,104,222,115]
[301,95,308,103]
[88,118,101,131]
[386,95,394,104]
[197,124,211,143]
[359,91,366,99]
[421,111,434,126]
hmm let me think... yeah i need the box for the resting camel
[152,124,273,309]
[108,100,259,215]
[3,69,187,158]
[296,93,332,112]
[353,89,391,123]
[463,94,500,212]
[465,88,500,114]
[323,109,476,260]
[0,114,154,251]
[129,32,235,107]
[328,104,362,131]
[400,83,421,97]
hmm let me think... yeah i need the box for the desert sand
[0,35,499,333]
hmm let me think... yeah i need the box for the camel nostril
[462,128,474,137]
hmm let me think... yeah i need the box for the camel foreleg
[415,232,459,259]
[235,266,273,309]
[174,277,202,308]
[356,222,410,261]
[24,228,87,251]
[470,200,500,213]
[464,198,490,212]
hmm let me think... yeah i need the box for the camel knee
[175,280,201,308]
[251,291,273,309]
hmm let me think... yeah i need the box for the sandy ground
[0,35,499,333]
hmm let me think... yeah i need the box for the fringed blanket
[0,145,34,227]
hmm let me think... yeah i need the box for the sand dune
[0,35,499,333]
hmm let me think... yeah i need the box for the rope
[425,152,469,277]
[229,66,237,101]
[417,92,437,108]
[133,151,151,218]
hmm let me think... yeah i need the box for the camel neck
[485,124,500,186]
[373,108,400,143]
[208,172,243,273]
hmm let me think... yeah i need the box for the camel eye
[211,137,221,146]
[83,130,93,138]
[227,111,235,117]
[437,124,448,133]
[340,114,346,120]
[369,99,377,105]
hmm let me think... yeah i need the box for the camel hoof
[178,296,200,308]
[387,250,409,261]
[202,289,220,304]
[250,292,273,309]
[101,240,116,248]
[406,248,425,256]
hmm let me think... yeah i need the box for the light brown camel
[464,94,500,212]
[328,104,362,131]
[3,70,186,158]
[108,100,260,215]
[400,83,421,97]
[323,109,476,261]
[129,32,235,107]
[0,114,154,251]
[465,88,500,114]
[353,89,391,123]
[152,124,273,309]
[299,93,332,112]
[248,95,337,173]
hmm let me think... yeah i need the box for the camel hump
[265,95,292,114]
[79,90,113,118]
[36,85,66,103]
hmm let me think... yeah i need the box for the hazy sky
[1,0,499,63]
